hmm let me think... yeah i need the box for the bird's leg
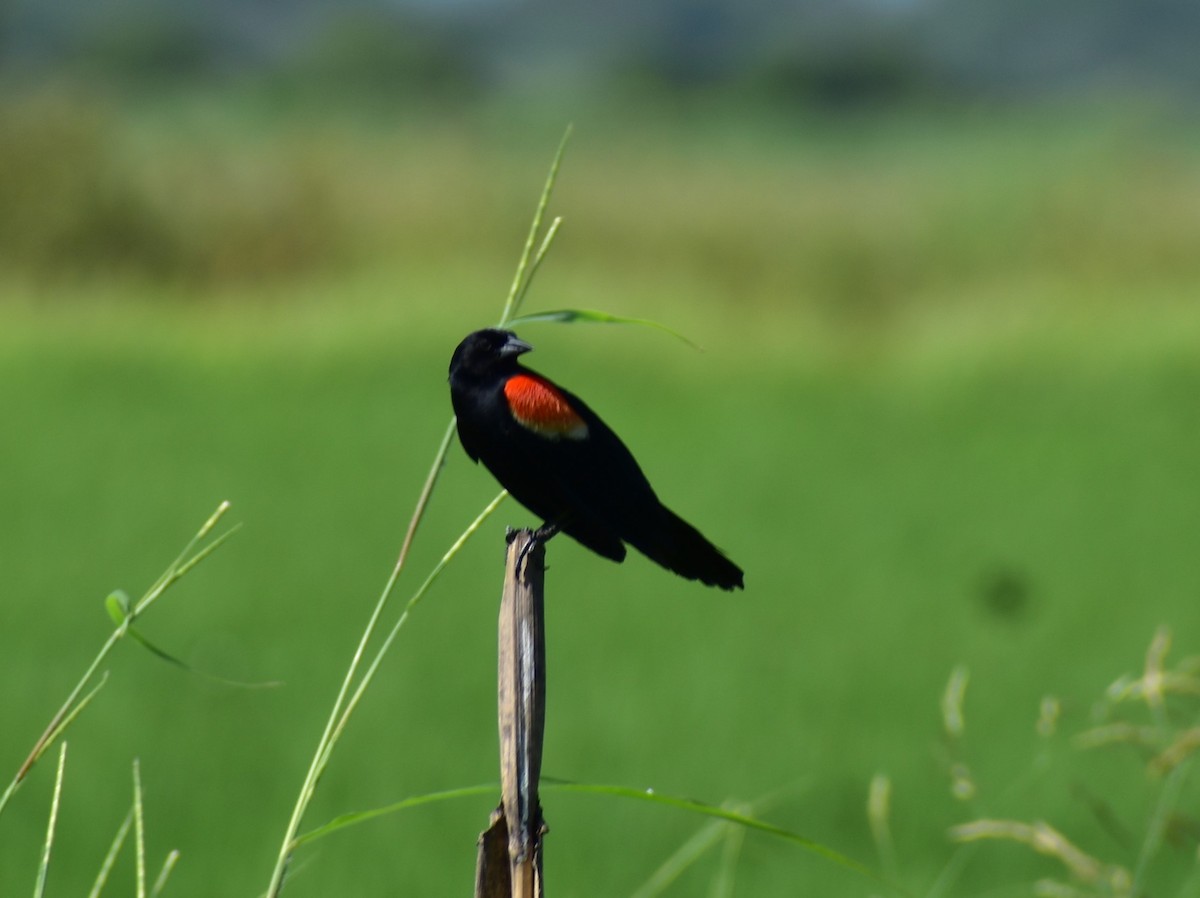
[533,521,561,543]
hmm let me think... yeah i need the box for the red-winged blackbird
[449,328,744,590]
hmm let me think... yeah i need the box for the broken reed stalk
[476,529,547,898]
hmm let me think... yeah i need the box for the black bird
[448,328,743,590]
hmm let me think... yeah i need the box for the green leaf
[105,590,131,625]
[505,308,701,349]
[127,626,281,689]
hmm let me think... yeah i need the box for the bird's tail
[628,505,744,590]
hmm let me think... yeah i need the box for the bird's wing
[502,373,590,441]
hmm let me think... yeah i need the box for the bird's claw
[514,523,560,580]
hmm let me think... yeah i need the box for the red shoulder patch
[504,374,589,440]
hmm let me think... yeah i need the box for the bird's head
[449,329,532,380]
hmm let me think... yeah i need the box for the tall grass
[0,504,236,895]
[3,92,1200,895]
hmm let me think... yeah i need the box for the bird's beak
[501,334,533,357]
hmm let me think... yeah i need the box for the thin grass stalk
[3,673,109,815]
[133,759,146,898]
[0,504,233,818]
[33,743,67,898]
[265,127,569,897]
[498,126,571,327]
[630,821,728,898]
[87,809,134,898]
[6,633,121,800]
[265,421,458,897]
[266,489,507,895]
[924,844,975,898]
[868,773,899,884]
[132,501,235,619]
[1131,758,1192,892]
[323,491,508,760]
[151,850,180,897]
[509,216,563,322]
[629,795,770,898]
[711,817,746,898]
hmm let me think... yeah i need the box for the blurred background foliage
[2,1,1200,897]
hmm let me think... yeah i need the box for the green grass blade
[0,504,236,820]
[87,808,134,898]
[125,625,282,689]
[19,673,108,792]
[151,850,180,897]
[164,500,232,578]
[498,124,571,327]
[516,216,563,309]
[289,775,900,895]
[33,743,67,898]
[630,819,728,898]
[135,522,241,616]
[133,504,235,617]
[712,811,747,898]
[505,308,701,349]
[133,759,146,898]
[1132,758,1193,892]
[543,780,897,892]
[632,789,789,898]
[320,491,508,766]
[169,522,242,584]
[267,490,506,896]
[269,129,568,896]
[294,784,498,848]
[868,773,900,883]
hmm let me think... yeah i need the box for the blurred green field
[2,100,1200,896]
